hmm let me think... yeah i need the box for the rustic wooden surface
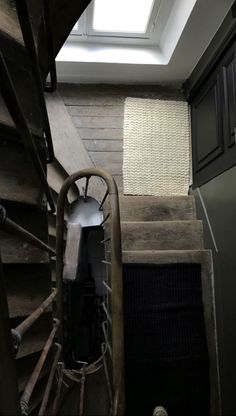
[0,0,23,44]
[59,84,183,193]
[46,91,106,202]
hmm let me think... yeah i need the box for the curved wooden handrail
[56,167,125,416]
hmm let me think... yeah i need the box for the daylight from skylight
[92,0,155,33]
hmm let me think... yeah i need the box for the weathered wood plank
[62,95,125,106]
[77,128,123,140]
[92,162,122,176]
[120,220,204,251]
[90,151,123,165]
[67,105,124,117]
[72,116,124,129]
[84,139,123,152]
[118,195,196,221]
[0,0,23,44]
[46,92,106,202]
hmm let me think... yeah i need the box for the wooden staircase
[0,0,91,414]
[104,194,219,415]
[0,2,53,410]
[57,83,219,413]
[0,1,220,414]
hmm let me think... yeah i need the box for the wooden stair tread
[0,0,24,45]
[119,220,204,251]
[122,249,212,264]
[118,195,196,221]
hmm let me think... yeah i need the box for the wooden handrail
[11,290,57,354]
[56,167,125,416]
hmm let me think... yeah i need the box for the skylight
[92,0,155,33]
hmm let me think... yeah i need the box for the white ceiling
[56,0,234,84]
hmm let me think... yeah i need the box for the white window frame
[70,0,174,47]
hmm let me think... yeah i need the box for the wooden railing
[0,256,60,415]
[56,168,125,416]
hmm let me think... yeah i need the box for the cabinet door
[221,42,236,148]
[192,70,223,173]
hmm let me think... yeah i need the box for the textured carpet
[123,97,190,196]
[123,263,210,416]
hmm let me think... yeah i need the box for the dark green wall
[194,165,236,415]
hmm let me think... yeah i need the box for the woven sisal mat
[123,97,190,196]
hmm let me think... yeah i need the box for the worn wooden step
[0,203,50,264]
[118,195,196,221]
[0,0,24,45]
[0,140,45,206]
[122,249,211,265]
[120,220,204,251]
[4,263,51,318]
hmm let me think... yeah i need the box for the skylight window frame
[71,0,165,46]
[87,0,158,38]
